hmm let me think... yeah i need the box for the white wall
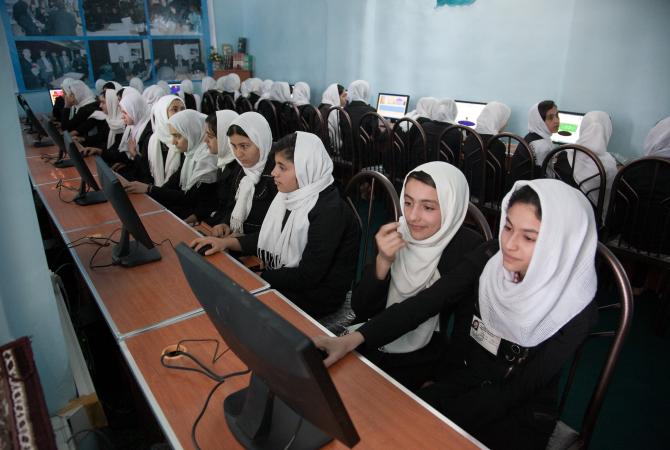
[213,0,670,160]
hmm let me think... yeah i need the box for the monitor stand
[54,158,75,168]
[111,229,161,267]
[33,138,55,147]
[73,187,106,206]
[224,374,332,450]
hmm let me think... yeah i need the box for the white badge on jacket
[470,314,501,356]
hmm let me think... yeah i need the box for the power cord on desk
[88,228,121,270]
[154,238,175,252]
[159,338,250,450]
[55,178,78,204]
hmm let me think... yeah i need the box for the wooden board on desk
[26,154,97,186]
[66,211,268,338]
[35,178,165,233]
[122,291,479,450]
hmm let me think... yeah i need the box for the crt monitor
[552,111,585,145]
[175,243,360,450]
[62,131,106,206]
[168,83,181,95]
[455,100,487,128]
[376,93,410,121]
[49,89,64,106]
[95,156,161,267]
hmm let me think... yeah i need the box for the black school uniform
[351,226,484,391]
[77,118,109,149]
[62,102,99,133]
[215,157,277,234]
[237,184,360,319]
[117,122,154,183]
[344,100,375,137]
[357,240,597,450]
[204,159,241,225]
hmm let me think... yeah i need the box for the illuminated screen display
[552,111,585,145]
[455,100,486,128]
[49,89,64,106]
[376,93,410,120]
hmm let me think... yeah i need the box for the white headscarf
[378,162,470,353]
[95,79,106,94]
[222,74,241,99]
[573,111,617,215]
[142,85,165,108]
[257,132,334,269]
[147,95,184,186]
[643,116,670,158]
[103,89,125,149]
[528,102,556,165]
[432,98,458,123]
[168,109,218,192]
[254,79,274,109]
[347,80,370,103]
[479,179,598,347]
[215,75,226,92]
[118,89,151,158]
[321,83,342,148]
[129,77,144,94]
[70,80,97,108]
[475,101,511,135]
[320,83,341,107]
[228,112,273,234]
[157,80,170,95]
[201,76,216,93]
[215,110,239,168]
[241,78,262,97]
[179,79,201,111]
[269,81,292,103]
[292,82,311,106]
[111,81,123,90]
[61,78,76,119]
[407,97,438,121]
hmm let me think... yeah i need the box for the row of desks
[24,131,482,449]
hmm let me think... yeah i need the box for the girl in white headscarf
[347,80,370,103]
[523,100,560,167]
[191,131,359,319]
[116,89,153,181]
[129,77,144,94]
[142,84,165,108]
[318,83,347,151]
[157,80,170,96]
[643,116,670,158]
[179,79,201,111]
[344,80,376,136]
[203,110,243,233]
[292,82,311,107]
[201,76,216,94]
[95,78,107,94]
[254,79,274,109]
[222,73,241,100]
[572,110,618,217]
[269,81,292,104]
[147,95,186,186]
[432,98,458,124]
[122,109,219,223]
[62,80,99,133]
[75,88,127,159]
[240,77,263,105]
[406,97,439,124]
[315,179,599,449]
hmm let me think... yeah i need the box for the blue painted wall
[212,0,670,160]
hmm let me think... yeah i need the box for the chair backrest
[235,96,254,114]
[218,93,236,111]
[487,132,535,199]
[276,102,301,139]
[465,202,493,241]
[603,156,670,257]
[391,118,428,190]
[556,242,633,449]
[201,90,219,116]
[298,104,325,139]
[344,170,400,280]
[255,99,279,139]
[441,125,486,207]
[357,111,393,178]
[541,144,607,222]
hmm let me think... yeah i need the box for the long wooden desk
[122,290,482,449]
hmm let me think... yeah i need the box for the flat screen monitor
[95,157,161,267]
[49,89,64,106]
[62,132,106,206]
[455,100,487,128]
[376,93,410,121]
[175,243,360,450]
[35,114,73,166]
[168,83,181,95]
[552,111,585,145]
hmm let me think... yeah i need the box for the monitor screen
[168,83,181,95]
[49,89,64,106]
[552,111,585,145]
[376,93,410,120]
[95,157,161,267]
[455,100,487,128]
[175,243,360,449]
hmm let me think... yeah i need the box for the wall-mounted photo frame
[15,40,88,89]
[152,38,205,80]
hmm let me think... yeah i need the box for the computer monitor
[95,157,161,267]
[175,243,360,450]
[455,100,487,128]
[36,113,73,167]
[552,111,585,145]
[62,132,106,206]
[168,83,181,95]
[376,93,410,121]
[16,95,51,145]
[49,89,64,106]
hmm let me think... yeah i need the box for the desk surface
[26,153,98,186]
[122,290,480,450]
[35,177,165,233]
[66,211,268,338]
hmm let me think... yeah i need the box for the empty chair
[325,106,355,184]
[392,117,428,189]
[298,103,325,138]
[255,99,279,139]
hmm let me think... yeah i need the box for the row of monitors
[376,94,585,145]
[18,93,360,449]
[49,83,182,104]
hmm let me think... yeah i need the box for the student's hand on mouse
[313,332,364,367]
[211,223,232,238]
[375,222,406,279]
[189,236,226,256]
[124,181,149,194]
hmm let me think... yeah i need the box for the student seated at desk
[516,100,560,171]
[292,81,311,108]
[62,80,101,137]
[191,132,360,319]
[221,73,241,100]
[115,89,154,183]
[413,98,460,160]
[205,111,277,236]
[202,110,243,229]
[120,109,218,224]
[318,83,348,153]
[77,89,126,162]
[344,79,375,136]
[239,77,263,109]
[315,180,599,450]
[146,95,186,187]
[179,79,201,112]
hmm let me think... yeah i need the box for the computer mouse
[197,244,213,256]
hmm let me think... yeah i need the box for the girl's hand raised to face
[374,222,406,280]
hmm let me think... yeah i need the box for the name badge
[470,315,501,356]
